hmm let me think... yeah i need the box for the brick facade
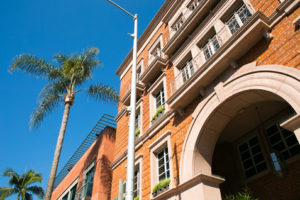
[51,127,116,200]
[112,0,300,200]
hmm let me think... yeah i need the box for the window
[157,147,170,181]
[238,136,267,178]
[181,59,195,82]
[57,180,78,200]
[172,16,184,32]
[189,0,201,12]
[84,166,95,197]
[201,34,220,61]
[69,184,77,200]
[135,110,141,134]
[133,168,140,199]
[155,88,165,110]
[225,4,252,35]
[265,123,300,160]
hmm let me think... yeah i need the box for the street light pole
[105,1,137,200]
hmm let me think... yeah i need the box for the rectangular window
[135,110,141,131]
[181,59,195,83]
[189,0,201,12]
[238,136,267,178]
[266,124,300,160]
[172,16,184,32]
[157,147,170,181]
[69,184,77,200]
[225,4,252,35]
[201,34,220,61]
[155,88,165,110]
[62,193,68,200]
[133,168,140,199]
[84,166,95,198]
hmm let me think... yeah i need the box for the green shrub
[224,188,258,200]
[134,197,139,200]
[135,129,140,136]
[152,178,170,193]
[151,106,165,121]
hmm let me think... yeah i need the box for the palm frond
[38,82,66,103]
[30,91,63,129]
[0,187,16,200]
[3,169,20,186]
[23,170,42,187]
[25,193,33,200]
[88,84,119,104]
[27,186,44,199]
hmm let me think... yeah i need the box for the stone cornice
[115,0,175,76]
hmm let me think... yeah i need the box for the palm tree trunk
[44,102,71,200]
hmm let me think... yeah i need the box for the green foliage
[135,129,140,136]
[152,178,170,193]
[134,197,139,200]
[151,106,165,121]
[10,47,119,129]
[224,188,258,200]
[0,169,44,200]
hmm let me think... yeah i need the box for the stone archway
[180,63,300,199]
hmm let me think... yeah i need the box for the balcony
[163,0,219,55]
[166,11,271,110]
[76,182,93,200]
[121,81,145,106]
[140,50,168,85]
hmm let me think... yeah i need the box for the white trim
[148,130,174,198]
[57,178,79,200]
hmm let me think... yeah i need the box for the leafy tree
[10,47,119,200]
[0,169,44,200]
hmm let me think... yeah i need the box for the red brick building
[112,0,300,199]
[51,115,116,200]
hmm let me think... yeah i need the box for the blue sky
[0,0,164,199]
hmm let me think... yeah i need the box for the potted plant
[151,106,165,122]
[152,178,170,197]
[135,129,140,137]
[224,188,258,200]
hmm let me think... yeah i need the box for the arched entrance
[180,63,300,200]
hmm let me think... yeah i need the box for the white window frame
[187,0,201,12]
[133,154,143,200]
[81,161,96,198]
[201,33,220,61]
[148,74,168,125]
[136,59,144,84]
[172,14,185,33]
[225,3,253,35]
[148,34,164,65]
[57,178,79,200]
[148,130,173,198]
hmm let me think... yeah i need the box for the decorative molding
[151,173,224,200]
[281,114,300,131]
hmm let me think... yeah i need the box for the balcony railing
[163,0,218,55]
[76,182,93,200]
[166,11,271,109]
[148,49,163,66]
[169,33,223,96]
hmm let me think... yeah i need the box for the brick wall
[111,1,300,199]
[51,127,116,200]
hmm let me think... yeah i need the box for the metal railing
[75,182,93,200]
[168,7,253,96]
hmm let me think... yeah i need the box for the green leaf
[88,84,119,104]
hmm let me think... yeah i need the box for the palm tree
[0,169,44,200]
[10,47,119,200]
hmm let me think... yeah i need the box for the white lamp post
[105,1,138,200]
